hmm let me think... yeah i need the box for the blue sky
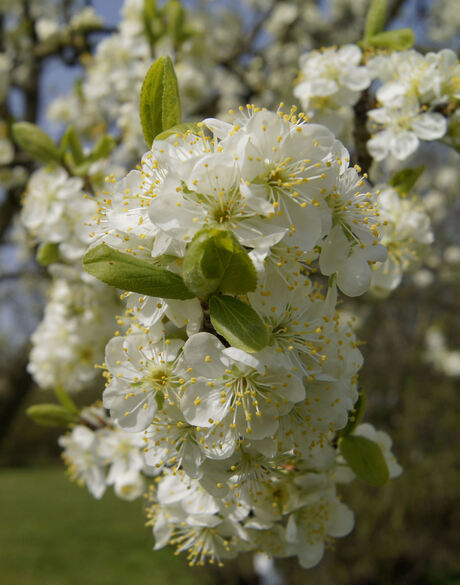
[39,0,124,134]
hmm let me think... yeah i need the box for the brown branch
[353,90,373,174]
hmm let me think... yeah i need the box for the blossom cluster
[294,45,460,161]
[367,49,460,161]
[20,164,121,393]
[28,272,120,393]
[12,0,459,572]
[370,185,433,296]
[81,106,402,567]
[21,167,96,262]
[59,404,151,500]
[294,45,371,139]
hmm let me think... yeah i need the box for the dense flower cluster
[370,186,433,296]
[59,404,151,500]
[367,49,460,161]
[294,45,370,137]
[28,272,120,393]
[11,0,459,574]
[82,106,401,567]
[20,165,121,393]
[21,168,96,261]
[91,107,387,297]
[294,45,460,161]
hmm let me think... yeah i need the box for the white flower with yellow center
[248,271,332,375]
[59,426,107,499]
[370,186,433,296]
[319,167,387,296]
[286,481,354,569]
[103,328,186,432]
[180,332,305,441]
[206,108,338,252]
[294,45,370,111]
[367,101,447,161]
[21,167,96,261]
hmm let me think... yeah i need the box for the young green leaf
[55,385,79,415]
[36,242,60,266]
[88,134,116,162]
[60,125,85,165]
[182,227,257,298]
[82,243,194,300]
[339,435,390,487]
[389,165,425,195]
[339,392,367,437]
[12,122,62,165]
[140,55,181,147]
[143,0,164,46]
[164,0,186,45]
[155,121,202,141]
[366,28,415,50]
[27,404,79,427]
[364,0,388,39]
[209,295,269,353]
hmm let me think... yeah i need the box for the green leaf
[55,385,79,415]
[36,242,60,266]
[88,134,116,162]
[364,0,388,39]
[155,122,202,141]
[339,392,366,437]
[144,0,158,23]
[27,404,79,427]
[389,165,425,195]
[164,0,186,45]
[60,125,85,165]
[339,435,390,487]
[182,227,258,299]
[12,122,62,165]
[82,243,194,300]
[143,0,164,46]
[209,295,269,353]
[366,28,415,50]
[140,55,181,148]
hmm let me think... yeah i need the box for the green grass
[0,467,214,585]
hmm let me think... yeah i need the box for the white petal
[319,225,350,276]
[391,131,419,160]
[222,347,263,371]
[367,130,391,161]
[412,113,447,140]
[181,381,228,427]
[338,44,362,65]
[309,78,338,97]
[339,67,370,91]
[376,81,406,105]
[183,332,227,378]
[298,541,325,569]
[337,249,372,297]
[328,502,354,537]
[165,298,203,335]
